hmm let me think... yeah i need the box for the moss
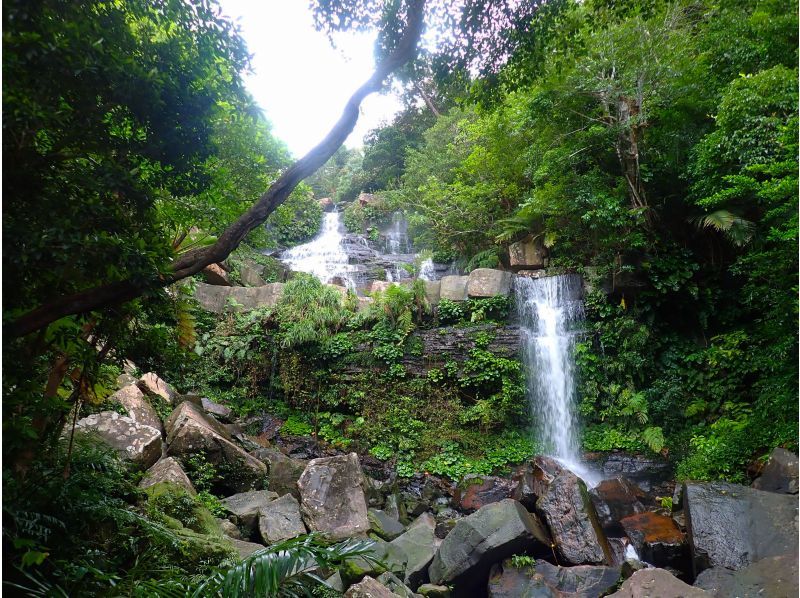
[144,481,223,536]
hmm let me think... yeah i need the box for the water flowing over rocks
[298,452,370,540]
[488,559,621,598]
[74,411,162,469]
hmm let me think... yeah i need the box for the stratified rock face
[140,457,196,495]
[165,401,267,493]
[752,448,799,495]
[109,384,163,432]
[138,372,178,404]
[607,568,709,597]
[439,275,469,301]
[467,269,512,298]
[251,447,306,499]
[533,458,610,565]
[75,411,162,469]
[221,490,279,535]
[590,477,647,534]
[455,475,514,512]
[693,554,799,597]
[390,512,437,589]
[488,559,621,598]
[508,237,546,271]
[298,453,370,541]
[258,493,307,544]
[683,481,799,576]
[620,512,687,572]
[428,499,550,589]
[345,576,398,598]
[194,282,285,313]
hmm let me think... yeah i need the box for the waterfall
[516,274,598,483]
[280,211,358,288]
[384,212,410,255]
[418,258,435,281]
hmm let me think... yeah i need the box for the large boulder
[200,397,233,423]
[454,475,515,512]
[258,493,307,544]
[298,452,370,540]
[139,457,196,495]
[533,457,610,565]
[390,512,437,589]
[202,263,232,285]
[221,490,279,535]
[508,237,546,271]
[424,280,441,305]
[693,554,798,597]
[620,512,687,573]
[683,481,798,576]
[488,559,621,598]
[439,275,469,301]
[239,262,266,287]
[590,477,647,534]
[608,568,708,597]
[251,447,307,499]
[165,401,267,493]
[193,282,285,313]
[466,269,512,298]
[229,538,267,559]
[752,447,798,495]
[109,384,163,432]
[137,372,178,404]
[345,576,399,598]
[75,411,161,469]
[428,499,550,589]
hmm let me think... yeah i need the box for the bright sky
[218,0,403,158]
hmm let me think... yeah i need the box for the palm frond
[693,209,755,246]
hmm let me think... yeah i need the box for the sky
[217,0,404,158]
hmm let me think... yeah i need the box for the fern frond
[693,209,755,246]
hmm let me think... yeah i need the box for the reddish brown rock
[202,263,231,286]
[590,477,647,534]
[621,512,688,573]
[454,475,514,512]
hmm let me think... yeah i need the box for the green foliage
[282,415,314,437]
[276,275,351,349]
[510,554,536,569]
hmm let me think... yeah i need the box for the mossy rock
[143,481,223,536]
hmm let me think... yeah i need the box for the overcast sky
[218,0,403,157]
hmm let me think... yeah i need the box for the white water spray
[418,258,436,281]
[516,274,600,485]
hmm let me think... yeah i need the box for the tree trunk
[5,0,425,340]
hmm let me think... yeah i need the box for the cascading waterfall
[418,258,436,281]
[280,211,359,288]
[516,274,599,484]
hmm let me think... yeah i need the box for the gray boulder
[258,493,307,544]
[376,571,416,597]
[467,269,512,298]
[139,457,196,495]
[439,275,469,301]
[428,499,550,589]
[752,447,798,494]
[607,568,708,597]
[298,452,370,540]
[683,481,799,576]
[200,397,233,422]
[693,554,798,597]
[137,372,178,404]
[488,559,621,598]
[533,457,610,565]
[424,280,441,305]
[229,538,266,559]
[345,576,400,598]
[239,263,266,287]
[251,447,306,499]
[221,490,279,535]
[75,411,161,469]
[390,512,437,589]
[110,384,163,432]
[369,508,406,541]
[194,282,285,313]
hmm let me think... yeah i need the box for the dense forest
[3,0,797,595]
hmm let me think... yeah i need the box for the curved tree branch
[6,0,425,339]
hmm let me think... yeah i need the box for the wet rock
[140,457,196,495]
[298,452,370,540]
[251,447,306,499]
[455,475,514,513]
[200,397,233,423]
[683,481,798,575]
[137,372,178,404]
[369,508,406,541]
[202,263,232,285]
[590,477,647,534]
[487,558,621,598]
[532,457,610,565]
[620,558,648,579]
[390,512,437,589]
[345,576,399,598]
[110,384,163,432]
[467,268,512,298]
[258,493,307,544]
[510,463,538,510]
[607,568,708,597]
[75,411,161,469]
[620,512,687,574]
[693,554,798,597]
[508,237,547,271]
[428,499,550,589]
[439,275,469,301]
[586,452,672,495]
[221,490,279,535]
[193,282,285,313]
[751,447,798,495]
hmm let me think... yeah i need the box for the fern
[641,426,665,453]
[693,209,755,246]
